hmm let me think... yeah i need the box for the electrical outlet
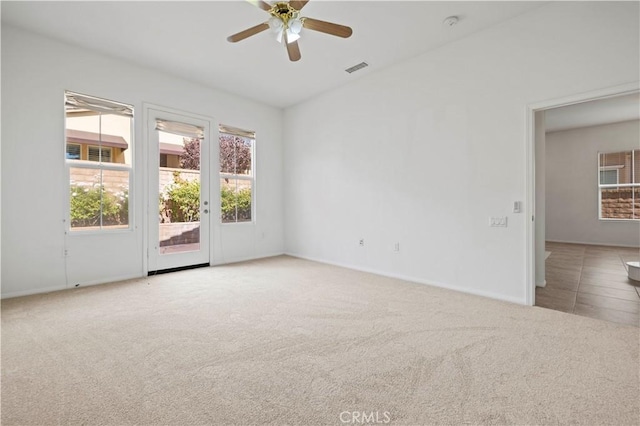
[63,248,69,257]
[490,217,508,227]
[359,239,365,247]
[394,242,400,252]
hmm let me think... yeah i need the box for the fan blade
[302,17,352,38]
[227,22,269,42]
[284,33,301,61]
[246,0,272,12]
[289,0,310,11]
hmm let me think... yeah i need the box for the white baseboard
[285,252,527,306]
[2,284,68,300]
[2,272,148,300]
[68,273,144,289]
[212,251,285,266]
[2,252,288,300]
[546,239,640,249]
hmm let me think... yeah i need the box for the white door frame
[524,81,639,306]
[143,103,215,274]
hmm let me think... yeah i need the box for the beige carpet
[2,255,638,425]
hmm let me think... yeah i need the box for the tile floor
[536,242,640,327]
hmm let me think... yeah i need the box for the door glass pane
[158,130,202,254]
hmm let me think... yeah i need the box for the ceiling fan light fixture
[268,16,283,32]
[227,0,353,62]
[286,29,300,43]
[289,18,303,34]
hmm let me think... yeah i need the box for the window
[219,125,254,223]
[598,150,640,220]
[88,146,112,163]
[65,91,133,231]
[599,169,619,185]
[66,144,81,160]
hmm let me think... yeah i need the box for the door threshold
[148,263,210,276]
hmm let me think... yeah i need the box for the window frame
[65,91,134,233]
[598,149,639,222]
[219,128,255,225]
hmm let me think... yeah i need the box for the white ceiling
[545,92,640,133]
[1,1,544,108]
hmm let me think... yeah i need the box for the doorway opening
[527,83,640,326]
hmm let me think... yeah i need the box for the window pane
[600,187,634,220]
[634,150,640,184]
[219,134,252,175]
[102,169,129,228]
[70,168,101,228]
[66,112,132,166]
[220,178,252,223]
[66,144,81,160]
[70,167,129,229]
[599,170,618,185]
[88,146,112,163]
[237,137,252,176]
[219,126,254,224]
[600,151,632,184]
[66,113,98,163]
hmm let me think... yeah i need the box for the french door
[147,108,211,272]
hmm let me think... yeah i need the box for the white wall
[546,120,640,247]
[283,2,639,304]
[1,26,284,298]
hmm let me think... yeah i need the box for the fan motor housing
[273,2,295,16]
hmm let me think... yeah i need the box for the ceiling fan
[227,0,353,62]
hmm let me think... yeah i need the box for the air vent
[345,62,369,74]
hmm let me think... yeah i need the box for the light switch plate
[490,217,508,227]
